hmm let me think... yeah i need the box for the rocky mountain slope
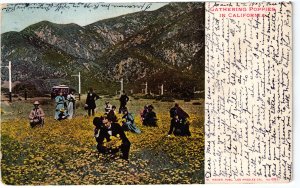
[1,2,205,97]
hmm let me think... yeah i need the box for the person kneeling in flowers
[57,108,69,121]
[93,115,131,160]
[122,107,141,134]
[29,101,45,127]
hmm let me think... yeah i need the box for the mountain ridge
[1,2,205,97]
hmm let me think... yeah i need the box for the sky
[0,2,168,33]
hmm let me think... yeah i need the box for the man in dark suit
[85,88,100,116]
[119,91,129,114]
[93,115,131,160]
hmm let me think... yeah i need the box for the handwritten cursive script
[2,3,154,13]
[205,2,292,183]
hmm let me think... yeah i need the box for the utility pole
[71,72,81,100]
[24,89,28,100]
[142,82,148,94]
[120,78,123,94]
[117,78,124,95]
[1,61,12,102]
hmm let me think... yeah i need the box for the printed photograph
[1,2,205,185]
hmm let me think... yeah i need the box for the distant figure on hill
[168,103,191,136]
[29,101,45,127]
[122,107,141,134]
[93,115,131,160]
[55,92,68,120]
[119,91,129,114]
[141,105,158,126]
[85,88,100,116]
[67,90,76,119]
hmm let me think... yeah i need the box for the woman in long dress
[55,92,67,120]
[122,107,141,134]
[67,91,76,119]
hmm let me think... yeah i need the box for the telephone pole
[120,78,123,94]
[142,82,148,94]
[71,72,81,100]
[1,61,12,102]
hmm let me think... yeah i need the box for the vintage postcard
[0,0,293,185]
[1,1,205,185]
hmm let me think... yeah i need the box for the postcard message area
[205,2,292,183]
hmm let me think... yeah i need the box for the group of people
[84,89,130,116]
[28,88,192,161]
[92,102,191,161]
[103,101,141,134]
[28,90,76,127]
[28,88,128,127]
[54,91,76,121]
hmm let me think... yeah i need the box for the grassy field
[1,96,205,185]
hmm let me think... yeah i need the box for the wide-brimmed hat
[33,101,40,105]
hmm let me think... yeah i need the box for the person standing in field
[119,91,129,114]
[55,92,67,120]
[29,101,45,127]
[85,88,100,116]
[67,90,76,119]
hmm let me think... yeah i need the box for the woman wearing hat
[67,90,76,119]
[55,92,67,120]
[29,101,45,127]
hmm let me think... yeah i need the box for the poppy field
[1,97,205,185]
